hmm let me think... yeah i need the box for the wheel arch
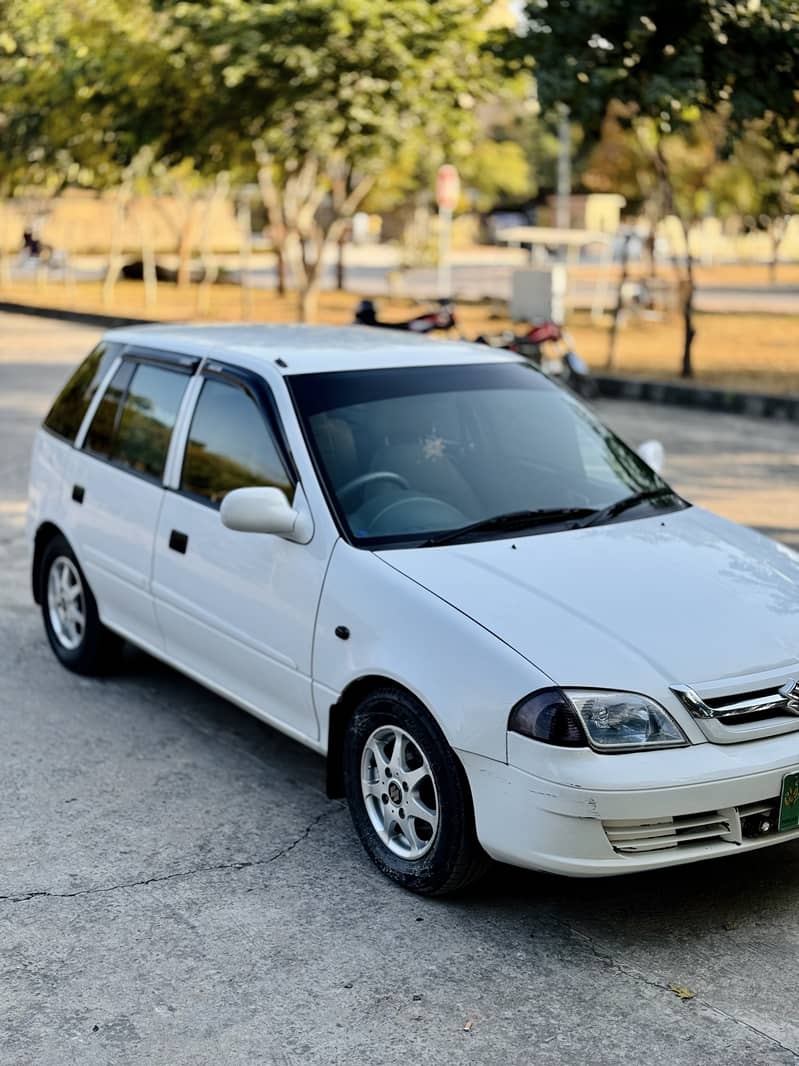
[32,521,66,604]
[325,673,460,800]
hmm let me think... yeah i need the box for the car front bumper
[458,741,799,877]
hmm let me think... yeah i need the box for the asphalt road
[2,312,799,1065]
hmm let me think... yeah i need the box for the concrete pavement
[2,311,799,1065]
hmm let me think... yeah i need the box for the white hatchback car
[28,325,799,894]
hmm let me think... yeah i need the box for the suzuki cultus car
[28,325,799,894]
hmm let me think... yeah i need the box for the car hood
[377,507,799,692]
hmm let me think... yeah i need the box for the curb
[594,374,799,424]
[0,299,152,330]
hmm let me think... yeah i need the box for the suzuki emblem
[781,679,799,715]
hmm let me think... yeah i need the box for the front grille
[671,677,799,744]
[604,797,781,855]
[702,686,790,723]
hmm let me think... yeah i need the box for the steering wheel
[366,495,466,535]
[338,470,409,506]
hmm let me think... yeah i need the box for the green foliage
[517,0,799,376]
[161,0,504,175]
[519,0,799,138]
[0,1,204,191]
[710,119,799,222]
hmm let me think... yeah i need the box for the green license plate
[779,771,799,832]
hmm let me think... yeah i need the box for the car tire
[39,534,123,675]
[343,686,490,895]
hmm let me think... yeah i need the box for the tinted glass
[83,360,135,458]
[110,363,188,479]
[181,378,292,505]
[290,362,674,547]
[43,343,119,442]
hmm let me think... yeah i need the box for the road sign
[436,164,460,212]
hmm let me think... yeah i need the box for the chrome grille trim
[671,676,799,743]
[671,683,793,721]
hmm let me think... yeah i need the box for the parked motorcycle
[353,299,597,399]
[475,320,598,399]
[354,298,457,335]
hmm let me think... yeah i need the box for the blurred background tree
[517,0,799,376]
[156,0,512,319]
[709,117,799,282]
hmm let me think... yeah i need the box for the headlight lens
[509,688,687,752]
[568,689,688,751]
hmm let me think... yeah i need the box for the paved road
[2,312,799,1065]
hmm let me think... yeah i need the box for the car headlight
[509,688,688,753]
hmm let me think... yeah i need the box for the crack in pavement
[555,918,799,1060]
[0,805,342,906]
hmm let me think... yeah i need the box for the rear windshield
[43,342,121,443]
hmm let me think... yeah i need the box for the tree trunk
[299,281,321,323]
[275,245,287,295]
[175,206,195,288]
[679,222,696,379]
[335,229,348,291]
[137,214,158,313]
[768,225,783,285]
[607,231,631,370]
[645,228,657,279]
[238,202,253,320]
[103,187,130,308]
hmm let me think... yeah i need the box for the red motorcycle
[475,321,598,399]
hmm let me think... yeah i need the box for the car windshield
[289,361,682,548]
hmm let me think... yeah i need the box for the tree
[710,118,799,281]
[163,0,509,319]
[0,0,231,295]
[517,0,799,377]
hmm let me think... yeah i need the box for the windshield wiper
[578,487,679,528]
[421,508,596,548]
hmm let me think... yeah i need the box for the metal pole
[437,206,452,298]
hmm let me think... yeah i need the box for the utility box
[511,266,567,323]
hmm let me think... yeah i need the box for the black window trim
[40,341,125,446]
[79,348,197,486]
[173,359,298,511]
[119,345,202,374]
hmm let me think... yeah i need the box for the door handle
[169,529,188,554]
[71,484,85,504]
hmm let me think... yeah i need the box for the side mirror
[220,486,313,542]
[637,439,665,475]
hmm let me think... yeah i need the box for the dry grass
[569,261,799,288]
[2,277,798,394]
[566,312,799,394]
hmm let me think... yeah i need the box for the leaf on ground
[668,983,696,1000]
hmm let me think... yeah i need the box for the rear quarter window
[43,342,120,443]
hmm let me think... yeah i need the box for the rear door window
[180,377,292,506]
[111,364,188,480]
[83,361,135,458]
[83,359,189,481]
[43,342,120,443]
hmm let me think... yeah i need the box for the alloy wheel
[47,555,86,652]
[360,724,440,860]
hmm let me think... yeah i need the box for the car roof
[104,323,521,376]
